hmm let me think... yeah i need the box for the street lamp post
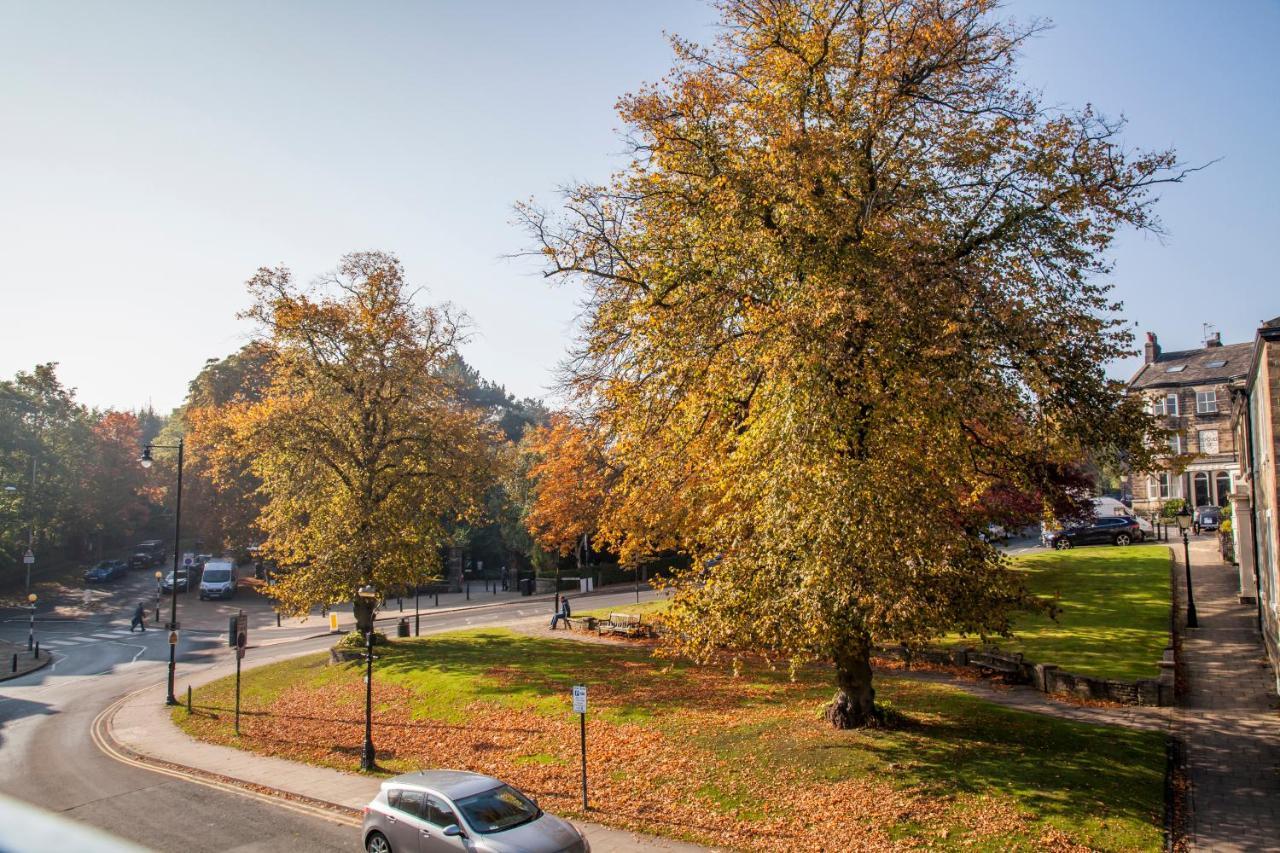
[154,571,163,623]
[1176,503,1198,628]
[357,583,378,771]
[27,593,37,651]
[141,439,184,705]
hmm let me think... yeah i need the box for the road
[0,568,658,852]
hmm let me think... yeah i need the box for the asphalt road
[0,569,659,852]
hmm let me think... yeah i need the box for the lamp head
[1176,504,1194,531]
[27,593,37,604]
[357,584,378,600]
[139,446,153,469]
[155,571,163,580]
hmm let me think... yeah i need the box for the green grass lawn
[575,598,670,620]
[943,544,1172,680]
[177,628,1164,850]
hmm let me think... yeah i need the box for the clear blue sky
[1,1,1276,412]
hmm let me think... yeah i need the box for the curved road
[0,572,656,851]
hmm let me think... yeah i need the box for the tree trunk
[826,633,878,728]
[353,596,375,635]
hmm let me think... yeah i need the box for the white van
[199,560,237,600]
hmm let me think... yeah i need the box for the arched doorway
[1193,472,1211,507]
[1215,471,1232,507]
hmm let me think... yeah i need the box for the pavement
[1175,535,1280,852]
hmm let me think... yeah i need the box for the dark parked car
[128,553,151,570]
[1194,506,1222,533]
[1043,516,1141,550]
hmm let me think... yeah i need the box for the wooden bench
[598,612,648,638]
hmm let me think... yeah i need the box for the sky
[1,1,1277,413]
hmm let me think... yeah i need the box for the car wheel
[1114,533,1132,546]
[1053,539,1071,550]
[366,831,392,853]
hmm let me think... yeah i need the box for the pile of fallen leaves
[178,637,1109,851]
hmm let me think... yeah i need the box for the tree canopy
[521,0,1174,726]
[223,252,497,631]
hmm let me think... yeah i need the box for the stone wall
[880,644,1175,706]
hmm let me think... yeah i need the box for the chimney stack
[1205,331,1222,348]
[1143,332,1160,364]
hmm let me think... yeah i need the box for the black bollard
[466,582,470,601]
[34,641,39,658]
[398,597,403,612]
[276,610,281,627]
[11,654,15,673]
[187,685,192,713]
[435,591,439,607]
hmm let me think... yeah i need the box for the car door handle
[387,815,397,823]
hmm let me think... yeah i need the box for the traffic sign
[23,549,34,565]
[572,684,587,714]
[168,630,179,646]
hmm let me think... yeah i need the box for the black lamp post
[141,440,184,705]
[1176,503,1198,628]
[154,571,163,623]
[357,583,378,771]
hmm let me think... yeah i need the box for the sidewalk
[104,652,709,852]
[1175,536,1280,851]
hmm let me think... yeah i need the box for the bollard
[187,685,192,713]
[398,597,403,612]
[434,591,439,607]
[466,582,470,601]
[34,641,39,658]
[276,610,281,627]
[10,654,15,673]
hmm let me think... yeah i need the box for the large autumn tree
[521,0,1174,727]
[226,252,496,632]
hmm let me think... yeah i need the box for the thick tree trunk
[826,633,878,729]
[353,596,376,636]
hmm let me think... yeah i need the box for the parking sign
[572,684,587,714]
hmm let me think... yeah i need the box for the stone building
[1127,331,1251,515]
[1228,317,1280,692]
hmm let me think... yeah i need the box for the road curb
[0,648,52,683]
[92,684,362,827]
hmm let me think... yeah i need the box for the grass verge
[176,628,1163,851]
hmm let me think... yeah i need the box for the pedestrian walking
[129,602,147,632]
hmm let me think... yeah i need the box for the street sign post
[573,685,588,810]
[168,630,178,646]
[22,549,34,565]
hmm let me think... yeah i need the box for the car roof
[382,770,502,800]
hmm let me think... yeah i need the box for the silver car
[361,770,589,853]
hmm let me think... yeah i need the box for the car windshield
[203,569,232,583]
[453,785,540,834]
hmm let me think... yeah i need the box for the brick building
[1127,331,1251,515]
[1229,317,1280,692]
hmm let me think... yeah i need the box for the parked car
[84,560,124,583]
[128,553,151,571]
[1092,497,1150,541]
[1195,506,1222,533]
[362,770,588,853]
[135,540,166,565]
[1042,516,1141,550]
[160,569,191,593]
[198,560,237,600]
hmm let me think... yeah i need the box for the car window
[453,785,539,834]
[424,794,458,828]
[396,790,426,819]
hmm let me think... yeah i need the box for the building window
[1168,433,1182,455]
[1154,473,1172,499]
[1152,393,1179,416]
[1198,429,1219,454]
[1196,390,1218,414]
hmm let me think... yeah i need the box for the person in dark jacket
[550,597,571,630]
[129,602,147,632]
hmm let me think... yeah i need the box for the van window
[203,569,232,583]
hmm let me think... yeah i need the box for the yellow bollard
[329,611,340,633]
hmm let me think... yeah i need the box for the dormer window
[1205,360,1226,368]
[1165,365,1186,373]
